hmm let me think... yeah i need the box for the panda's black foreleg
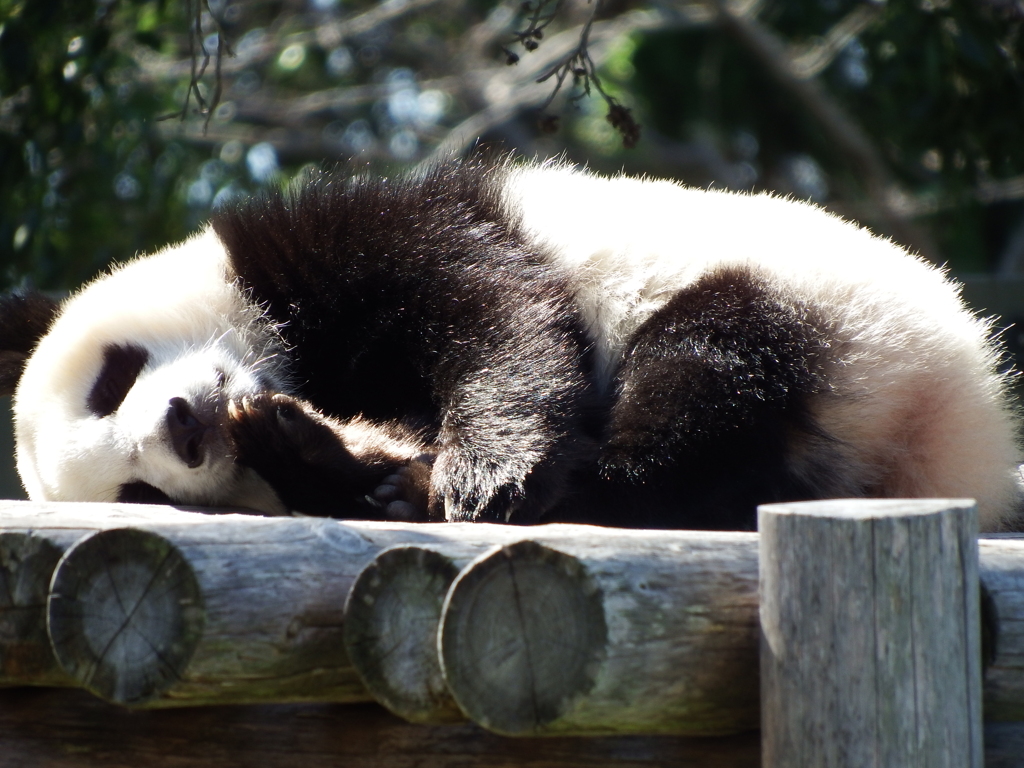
[227,393,436,520]
[596,266,832,530]
[428,329,601,525]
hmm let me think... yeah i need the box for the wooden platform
[0,688,761,768]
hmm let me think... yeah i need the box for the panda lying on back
[0,156,1020,530]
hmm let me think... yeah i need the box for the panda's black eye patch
[87,343,149,417]
[117,481,172,505]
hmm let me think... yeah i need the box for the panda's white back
[504,162,1020,529]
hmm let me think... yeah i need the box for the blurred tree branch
[788,3,882,79]
[135,0,450,80]
[711,0,937,256]
[426,4,702,162]
[146,0,1019,257]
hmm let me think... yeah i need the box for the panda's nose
[166,397,209,468]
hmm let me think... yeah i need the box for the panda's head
[0,227,288,514]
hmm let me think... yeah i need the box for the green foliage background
[1,0,188,288]
[631,2,1024,271]
[1,0,1022,286]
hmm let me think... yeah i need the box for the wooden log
[980,535,1024,721]
[7,687,1024,768]
[440,541,607,735]
[758,499,983,768]
[48,528,206,705]
[0,504,569,710]
[0,531,78,686]
[41,519,381,707]
[7,500,1024,738]
[0,501,508,707]
[0,502,219,688]
[4,502,764,730]
[318,523,1024,733]
[438,533,762,736]
[342,543,493,724]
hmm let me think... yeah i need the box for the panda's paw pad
[385,500,421,522]
[372,474,405,503]
[372,462,432,522]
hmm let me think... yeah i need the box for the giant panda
[0,156,1020,530]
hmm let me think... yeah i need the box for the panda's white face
[12,227,289,514]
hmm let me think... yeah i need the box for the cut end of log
[757,497,977,523]
[47,528,204,706]
[0,533,68,682]
[439,540,607,736]
[343,545,464,724]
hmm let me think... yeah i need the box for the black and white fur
[1,157,1020,530]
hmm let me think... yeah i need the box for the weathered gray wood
[0,502,218,687]
[2,503,765,729]
[343,543,492,724]
[0,531,79,686]
[41,518,381,707]
[0,501,509,707]
[8,499,1024,740]
[48,528,206,705]
[759,498,983,768]
[440,541,607,736]
[344,534,612,726]
[439,533,762,736]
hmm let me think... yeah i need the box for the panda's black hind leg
[596,265,833,530]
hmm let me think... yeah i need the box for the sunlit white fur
[502,163,1021,529]
[14,227,288,514]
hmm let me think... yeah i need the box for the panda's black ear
[0,289,60,397]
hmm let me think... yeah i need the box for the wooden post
[759,498,983,768]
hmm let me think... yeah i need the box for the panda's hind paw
[371,459,434,522]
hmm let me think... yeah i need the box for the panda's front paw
[370,455,435,522]
[430,452,528,523]
[226,392,340,469]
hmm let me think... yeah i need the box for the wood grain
[343,544,470,724]
[759,498,983,768]
[440,534,762,737]
[3,500,1024,748]
[48,528,205,705]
